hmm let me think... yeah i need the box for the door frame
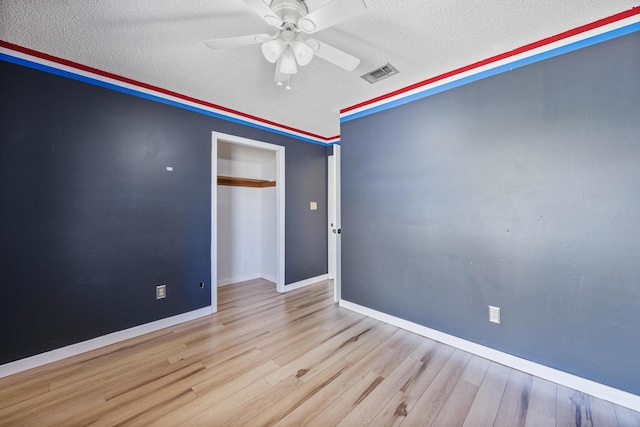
[211,132,285,313]
[328,144,341,302]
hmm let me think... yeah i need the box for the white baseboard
[217,274,261,287]
[0,306,212,379]
[339,299,640,411]
[284,274,330,292]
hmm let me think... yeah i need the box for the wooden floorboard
[0,278,637,426]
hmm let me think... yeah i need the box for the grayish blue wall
[0,59,327,364]
[341,32,640,395]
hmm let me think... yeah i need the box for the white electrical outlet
[156,284,166,299]
[489,306,500,324]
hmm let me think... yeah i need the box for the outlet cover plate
[489,305,500,324]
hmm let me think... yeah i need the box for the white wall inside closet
[217,141,276,286]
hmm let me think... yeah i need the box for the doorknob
[333,228,341,234]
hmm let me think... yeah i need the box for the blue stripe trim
[0,53,331,146]
[341,21,640,123]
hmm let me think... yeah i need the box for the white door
[328,145,341,302]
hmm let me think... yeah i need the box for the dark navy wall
[0,60,327,364]
[341,32,640,395]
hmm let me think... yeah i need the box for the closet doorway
[211,132,285,313]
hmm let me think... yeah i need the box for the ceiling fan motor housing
[269,0,308,25]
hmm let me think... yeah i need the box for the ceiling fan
[204,0,367,89]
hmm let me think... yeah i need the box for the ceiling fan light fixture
[279,47,297,74]
[274,56,283,84]
[291,40,313,66]
[261,38,285,63]
[274,56,292,88]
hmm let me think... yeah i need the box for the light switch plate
[310,202,317,210]
[156,284,166,299]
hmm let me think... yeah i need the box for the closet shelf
[217,175,276,188]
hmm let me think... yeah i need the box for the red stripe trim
[342,7,640,115]
[0,40,339,142]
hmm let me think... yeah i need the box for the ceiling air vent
[361,63,399,84]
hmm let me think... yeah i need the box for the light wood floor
[1,279,639,426]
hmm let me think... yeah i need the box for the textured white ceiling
[1,0,638,139]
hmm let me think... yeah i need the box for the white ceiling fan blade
[298,0,367,34]
[204,34,271,50]
[306,38,360,71]
[241,0,283,27]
